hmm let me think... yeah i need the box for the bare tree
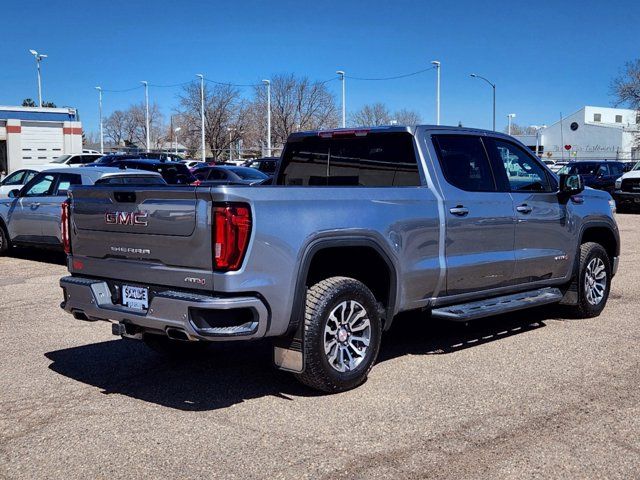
[104,103,165,148]
[176,82,248,159]
[251,74,339,148]
[350,103,390,126]
[503,123,537,135]
[351,103,421,126]
[611,59,640,109]
[392,109,422,125]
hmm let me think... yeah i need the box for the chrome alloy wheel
[324,300,371,372]
[584,257,607,306]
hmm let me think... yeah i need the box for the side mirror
[8,189,20,198]
[559,174,584,195]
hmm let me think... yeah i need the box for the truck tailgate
[68,185,213,290]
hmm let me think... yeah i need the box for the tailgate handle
[114,192,137,203]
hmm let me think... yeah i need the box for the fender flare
[286,233,400,334]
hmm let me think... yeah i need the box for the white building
[0,106,83,174]
[514,106,640,162]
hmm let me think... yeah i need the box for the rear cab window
[278,131,421,187]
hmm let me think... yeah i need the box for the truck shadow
[9,247,66,265]
[45,306,557,411]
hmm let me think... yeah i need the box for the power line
[97,66,432,93]
[100,85,143,93]
[148,81,192,88]
[346,66,436,81]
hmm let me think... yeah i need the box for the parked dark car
[88,158,195,185]
[557,161,625,195]
[243,157,279,175]
[91,152,183,166]
[195,166,269,185]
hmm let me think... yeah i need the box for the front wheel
[0,225,9,255]
[566,242,611,318]
[295,277,382,393]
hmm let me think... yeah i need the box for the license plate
[122,285,149,310]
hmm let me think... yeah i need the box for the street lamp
[531,124,547,157]
[196,74,206,160]
[174,127,182,155]
[431,60,441,125]
[29,49,48,107]
[227,127,237,162]
[95,86,104,154]
[262,79,271,156]
[336,70,346,128]
[470,73,496,131]
[141,81,150,152]
[507,113,516,135]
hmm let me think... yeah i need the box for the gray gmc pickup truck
[59,126,620,392]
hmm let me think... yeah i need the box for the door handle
[449,206,469,216]
[516,204,532,214]
[30,203,40,209]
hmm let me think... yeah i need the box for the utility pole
[262,79,271,156]
[431,61,441,125]
[141,81,150,152]
[95,86,103,154]
[196,74,206,161]
[336,70,346,128]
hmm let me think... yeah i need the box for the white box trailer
[0,106,82,175]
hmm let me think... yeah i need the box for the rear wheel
[295,277,382,393]
[566,242,611,318]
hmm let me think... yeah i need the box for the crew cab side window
[432,135,496,192]
[486,138,553,193]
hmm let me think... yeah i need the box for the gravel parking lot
[1,214,639,479]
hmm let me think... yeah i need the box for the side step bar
[431,287,563,322]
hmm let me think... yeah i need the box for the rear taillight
[213,203,252,271]
[61,200,71,255]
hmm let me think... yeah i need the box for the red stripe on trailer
[63,127,82,135]
[6,125,21,133]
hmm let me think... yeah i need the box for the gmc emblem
[105,211,149,226]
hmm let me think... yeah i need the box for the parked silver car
[0,167,163,253]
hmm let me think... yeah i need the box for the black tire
[0,223,9,255]
[295,276,382,393]
[566,242,611,318]
[142,333,206,357]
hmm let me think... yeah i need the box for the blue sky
[0,0,638,134]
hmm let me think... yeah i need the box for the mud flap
[272,322,305,373]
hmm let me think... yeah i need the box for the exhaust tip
[166,328,191,341]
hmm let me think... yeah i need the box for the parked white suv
[47,153,102,167]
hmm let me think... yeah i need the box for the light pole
[174,127,182,155]
[431,60,441,125]
[336,70,346,128]
[29,50,47,107]
[531,124,546,157]
[141,81,150,152]
[95,86,104,154]
[196,74,206,160]
[470,73,496,131]
[262,79,271,156]
[227,127,236,162]
[507,113,516,135]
